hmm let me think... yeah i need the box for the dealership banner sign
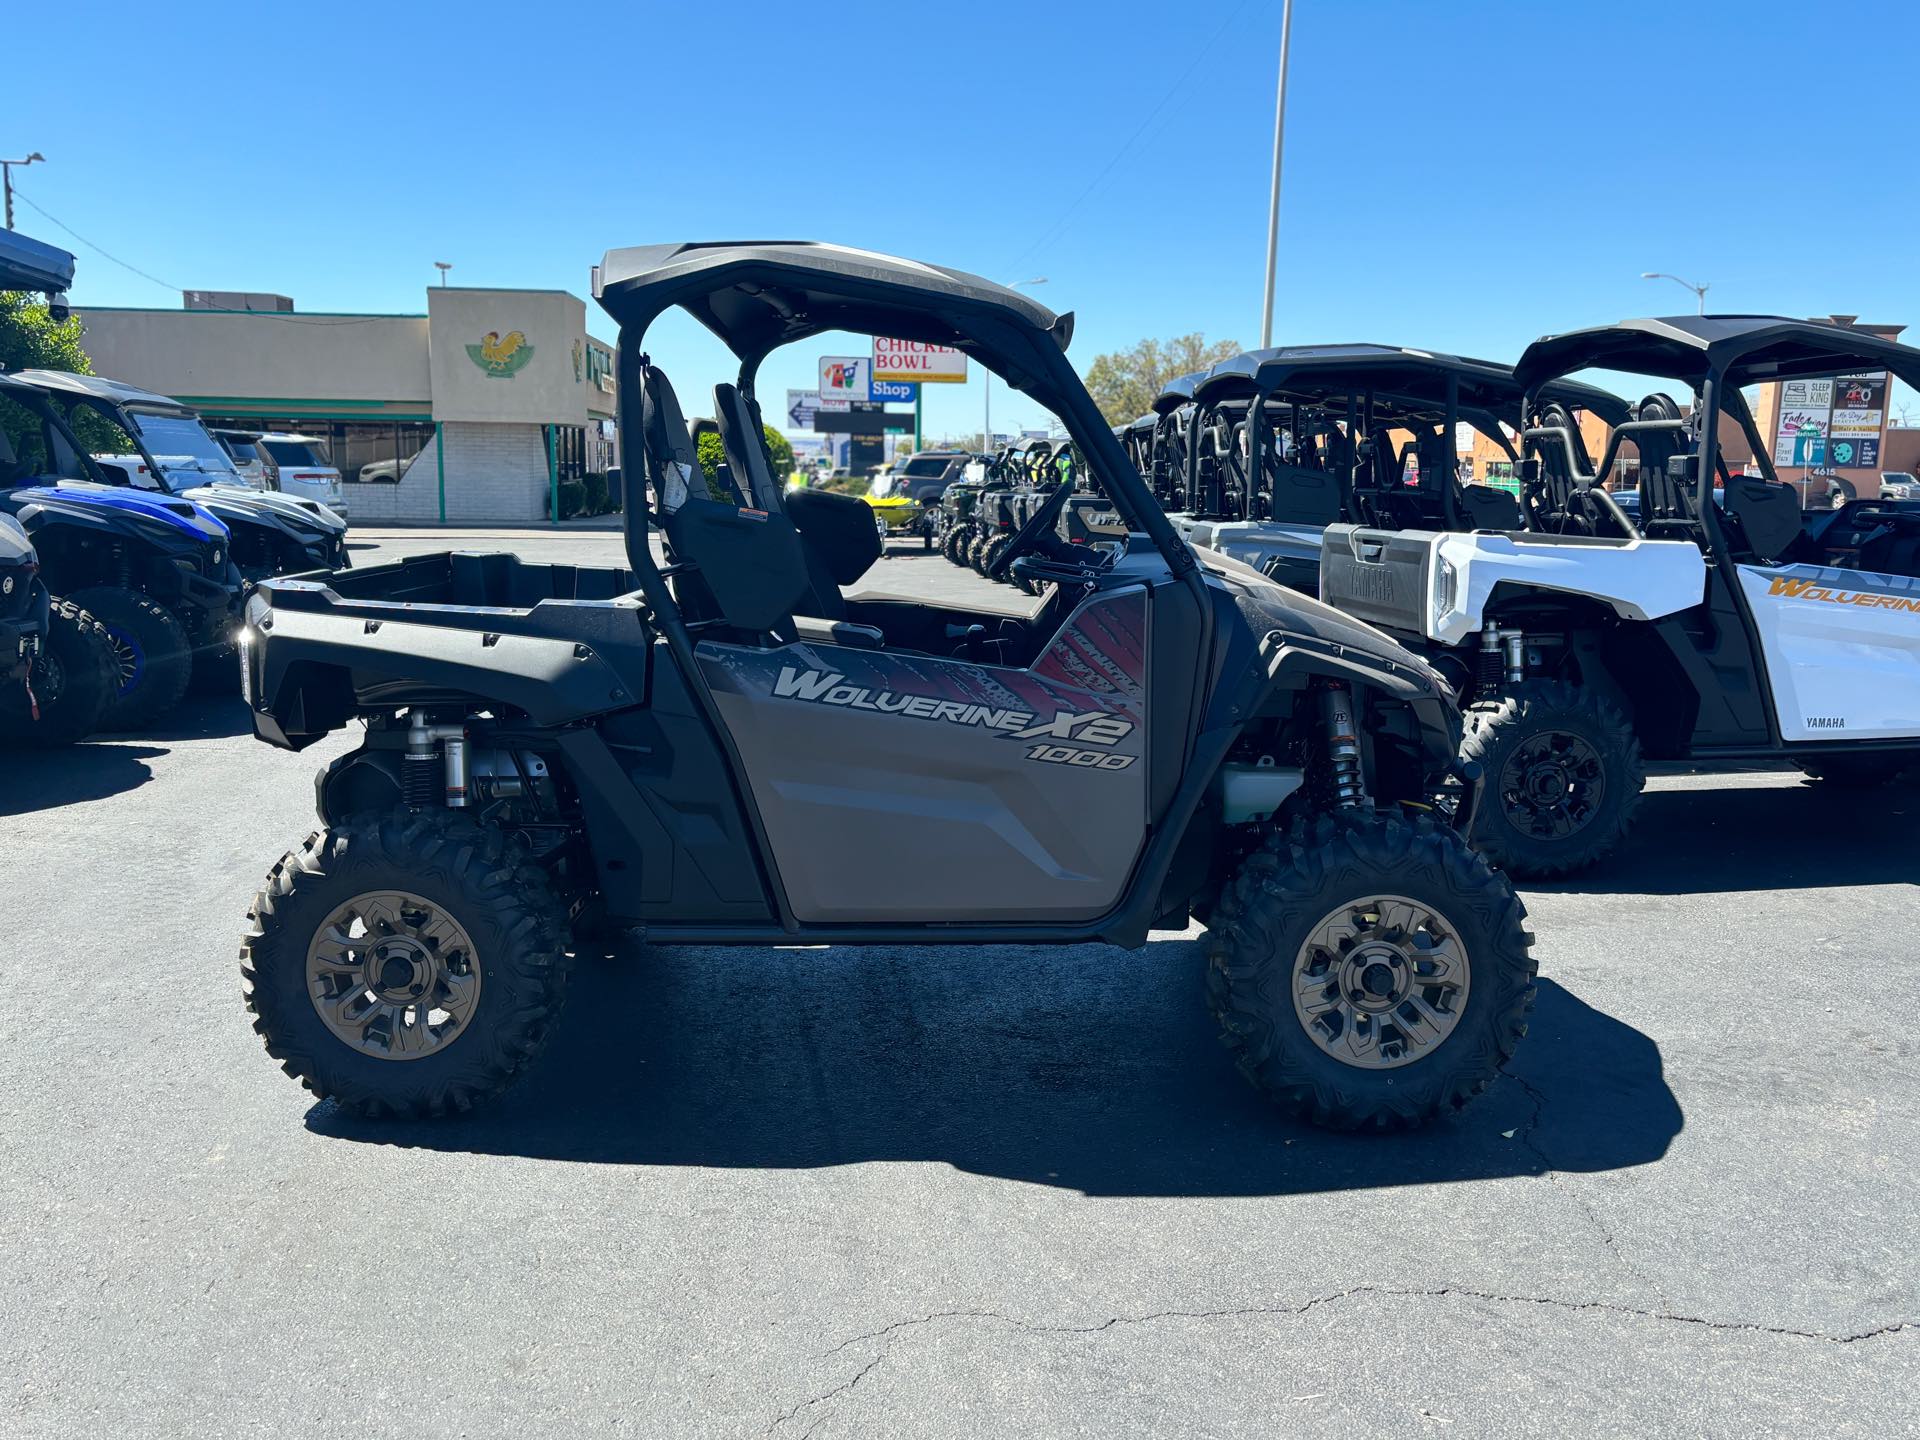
[873,338,968,383]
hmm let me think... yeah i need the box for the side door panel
[1738,563,1920,741]
[697,587,1150,924]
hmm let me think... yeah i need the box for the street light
[434,261,452,287]
[1642,270,1709,315]
[1259,0,1294,348]
[985,277,1047,450]
[2,151,46,231]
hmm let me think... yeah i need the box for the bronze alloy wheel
[306,890,483,1061]
[1290,895,1471,1070]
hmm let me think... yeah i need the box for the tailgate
[1318,524,1435,634]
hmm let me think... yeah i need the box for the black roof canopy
[1194,344,1628,426]
[1149,369,1209,416]
[11,368,193,414]
[593,241,1070,376]
[1514,315,1920,393]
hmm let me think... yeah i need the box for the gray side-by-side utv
[236,241,1535,1132]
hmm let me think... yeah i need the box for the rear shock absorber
[404,709,469,808]
[1477,621,1526,691]
[1317,679,1371,810]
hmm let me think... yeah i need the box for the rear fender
[245,594,641,751]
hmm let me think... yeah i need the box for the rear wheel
[0,599,117,746]
[1796,753,1918,787]
[68,585,192,731]
[241,809,573,1118]
[981,535,1013,580]
[1205,812,1536,1131]
[1461,679,1643,879]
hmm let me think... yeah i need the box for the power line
[8,186,180,293]
[1007,0,1257,273]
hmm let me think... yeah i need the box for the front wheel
[1461,679,1644,879]
[0,598,118,746]
[68,585,193,731]
[241,809,574,1118]
[1206,812,1536,1131]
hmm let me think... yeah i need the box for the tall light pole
[985,277,1047,450]
[1259,2,1293,348]
[434,261,452,287]
[2,152,46,231]
[1642,270,1709,314]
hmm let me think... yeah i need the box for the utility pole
[1641,271,1709,314]
[2,152,47,230]
[1259,2,1293,348]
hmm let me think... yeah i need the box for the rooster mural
[465,329,536,378]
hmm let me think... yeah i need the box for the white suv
[257,433,347,516]
[213,430,270,490]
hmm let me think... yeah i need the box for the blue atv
[0,375,241,730]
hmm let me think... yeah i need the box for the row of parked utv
[1,366,351,743]
[1094,329,1920,880]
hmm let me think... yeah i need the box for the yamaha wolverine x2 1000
[236,242,1534,1132]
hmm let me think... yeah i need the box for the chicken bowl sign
[873,338,968,384]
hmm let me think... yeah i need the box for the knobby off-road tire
[67,585,192,732]
[0,598,117,745]
[1462,678,1644,879]
[982,535,1015,582]
[968,534,994,575]
[1205,811,1536,1131]
[1796,752,1919,788]
[241,809,574,1119]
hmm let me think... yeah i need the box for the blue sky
[11,0,1920,437]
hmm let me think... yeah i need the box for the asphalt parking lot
[3,529,1916,1438]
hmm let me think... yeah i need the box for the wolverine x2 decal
[771,663,1138,768]
[697,588,1150,775]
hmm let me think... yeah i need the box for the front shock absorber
[1317,679,1371,810]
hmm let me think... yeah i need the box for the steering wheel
[988,474,1078,579]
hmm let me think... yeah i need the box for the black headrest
[1637,393,1684,423]
[714,383,785,512]
[640,365,699,514]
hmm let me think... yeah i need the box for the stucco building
[75,287,617,523]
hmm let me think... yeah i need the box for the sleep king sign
[873,338,968,384]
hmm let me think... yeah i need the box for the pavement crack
[1508,1073,1669,1308]
[772,1282,1913,1428]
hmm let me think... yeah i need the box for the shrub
[583,471,609,514]
[551,478,587,520]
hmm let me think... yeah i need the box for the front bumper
[0,581,51,679]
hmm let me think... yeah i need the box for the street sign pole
[914,389,922,452]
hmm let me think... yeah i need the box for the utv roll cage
[1512,316,1920,563]
[594,242,1191,588]
[1183,345,1628,534]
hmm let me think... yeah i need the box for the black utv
[236,242,1534,1132]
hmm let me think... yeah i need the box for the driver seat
[641,364,809,638]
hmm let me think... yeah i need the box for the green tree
[0,291,128,457]
[1083,332,1242,426]
[762,425,795,481]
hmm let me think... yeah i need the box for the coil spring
[402,753,439,807]
[1476,644,1504,693]
[1319,681,1369,809]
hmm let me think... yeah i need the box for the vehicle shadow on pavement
[307,945,1681,1197]
[120,696,254,743]
[1540,778,1919,895]
[0,742,165,816]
